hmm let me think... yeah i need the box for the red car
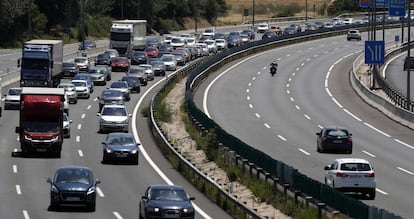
[111,57,130,72]
[145,46,159,58]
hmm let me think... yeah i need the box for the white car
[195,43,209,56]
[73,57,90,72]
[170,37,186,49]
[324,158,376,200]
[204,39,217,54]
[71,79,91,99]
[257,23,269,33]
[215,39,227,51]
[161,54,177,71]
[97,104,131,133]
[4,87,22,110]
[185,37,196,46]
[202,28,216,37]
[139,64,155,81]
[57,83,78,104]
[63,113,72,138]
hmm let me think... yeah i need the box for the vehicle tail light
[365,173,375,177]
[336,172,348,177]
[348,136,352,141]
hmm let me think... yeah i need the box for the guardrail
[174,23,402,219]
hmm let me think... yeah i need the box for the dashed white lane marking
[23,210,30,219]
[246,89,250,93]
[249,104,253,108]
[295,105,300,110]
[264,123,271,128]
[94,97,98,101]
[290,97,294,102]
[77,124,82,130]
[87,105,92,109]
[252,77,256,81]
[317,125,324,129]
[397,167,414,175]
[14,148,18,152]
[113,211,123,219]
[78,150,84,157]
[286,84,290,88]
[292,72,296,76]
[257,71,261,75]
[277,135,287,141]
[76,136,80,142]
[16,185,22,195]
[81,114,86,119]
[286,90,290,94]
[362,150,376,158]
[304,114,311,120]
[97,187,105,197]
[288,78,292,81]
[13,165,17,173]
[248,82,252,86]
[394,139,414,150]
[247,96,250,100]
[255,113,261,118]
[363,122,391,137]
[299,148,310,155]
[376,188,388,195]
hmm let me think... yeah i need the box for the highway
[385,49,414,100]
[0,47,230,218]
[197,32,414,218]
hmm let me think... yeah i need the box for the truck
[15,87,65,157]
[18,40,63,87]
[109,20,147,57]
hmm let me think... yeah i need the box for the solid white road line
[277,135,287,141]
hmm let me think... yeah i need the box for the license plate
[350,175,361,178]
[333,140,343,143]
[116,153,128,157]
[36,148,47,152]
[66,197,80,201]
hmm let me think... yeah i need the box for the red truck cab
[16,87,65,157]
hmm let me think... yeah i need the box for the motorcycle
[270,66,277,76]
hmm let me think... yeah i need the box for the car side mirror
[102,142,106,145]
[17,59,21,67]
[15,127,20,133]
[97,113,101,116]
[189,197,195,201]
[316,133,320,136]
[324,166,331,170]
[69,120,73,124]
[47,178,52,184]
[141,195,148,200]
[128,114,132,117]
[95,178,101,185]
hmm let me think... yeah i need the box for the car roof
[56,165,92,171]
[322,125,348,131]
[335,158,371,164]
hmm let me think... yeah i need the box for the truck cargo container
[109,20,147,57]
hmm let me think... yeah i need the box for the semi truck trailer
[109,20,147,57]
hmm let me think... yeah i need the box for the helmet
[272,61,276,65]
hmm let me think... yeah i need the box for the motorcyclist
[270,61,278,76]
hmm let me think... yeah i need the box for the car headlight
[51,185,59,193]
[183,208,189,213]
[51,136,59,142]
[24,135,32,141]
[106,149,113,153]
[153,207,160,212]
[87,187,96,195]
[131,150,138,154]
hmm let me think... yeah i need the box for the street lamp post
[252,0,255,27]
[407,2,411,109]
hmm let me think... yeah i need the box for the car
[95,64,112,81]
[195,43,209,56]
[163,35,173,44]
[213,32,226,40]
[121,75,141,93]
[73,57,90,72]
[63,93,70,115]
[78,40,96,50]
[161,54,177,71]
[139,64,155,80]
[95,53,111,66]
[241,29,255,40]
[170,37,186,49]
[159,44,174,53]
[129,66,148,86]
[316,126,353,153]
[47,166,101,211]
[57,83,78,104]
[73,73,94,93]
[185,37,196,46]
[283,27,297,35]
[324,158,376,200]
[97,104,131,133]
[131,51,149,65]
[97,89,124,112]
[215,38,227,51]
[146,37,162,48]
[104,49,119,59]
[227,36,242,48]
[289,23,302,32]
[257,23,270,33]
[63,62,79,77]
[269,26,283,35]
[202,28,216,37]
[343,18,353,25]
[347,29,361,41]
[139,184,195,219]
[109,81,130,101]
[324,22,335,28]
[111,57,130,72]
[261,31,278,39]
[71,79,91,99]
[305,23,318,31]
[173,48,190,62]
[86,66,108,86]
[313,21,325,29]
[145,46,159,58]
[150,60,167,76]
[63,112,72,138]
[4,87,22,110]
[102,132,140,164]
[172,52,186,66]
[204,39,217,54]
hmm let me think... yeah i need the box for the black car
[63,62,79,77]
[283,27,297,35]
[47,166,101,211]
[131,51,149,65]
[241,29,256,40]
[261,31,278,39]
[316,126,353,153]
[95,53,111,66]
[102,132,139,164]
[121,75,141,93]
[227,36,242,48]
[97,89,124,111]
[139,184,195,219]
[150,60,167,76]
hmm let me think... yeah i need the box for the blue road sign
[360,0,389,8]
[365,41,385,64]
[389,0,405,16]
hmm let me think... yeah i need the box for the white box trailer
[109,20,147,57]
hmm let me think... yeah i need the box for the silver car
[108,81,130,101]
[97,104,131,133]
[87,66,108,86]
[57,83,78,104]
[73,57,90,72]
[139,64,155,81]
[4,87,22,110]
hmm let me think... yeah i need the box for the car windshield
[74,58,87,63]
[102,90,121,97]
[55,169,93,184]
[102,107,127,116]
[129,68,145,74]
[25,120,59,133]
[340,163,371,171]
[58,84,74,90]
[72,81,87,87]
[63,63,76,68]
[111,82,127,88]
[122,77,139,83]
[107,135,135,145]
[150,189,188,201]
[9,88,22,95]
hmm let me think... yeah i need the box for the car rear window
[340,163,371,171]
[326,129,348,137]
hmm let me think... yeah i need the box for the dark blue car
[102,132,139,164]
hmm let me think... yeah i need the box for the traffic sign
[360,0,389,8]
[389,0,405,16]
[365,41,385,64]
